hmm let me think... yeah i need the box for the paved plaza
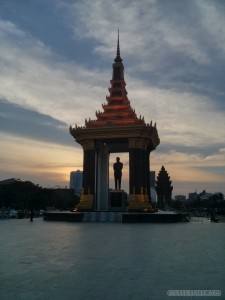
[0,217,224,300]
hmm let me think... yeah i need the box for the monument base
[43,211,185,223]
[122,211,182,223]
[76,194,93,211]
[109,190,127,211]
[128,194,156,212]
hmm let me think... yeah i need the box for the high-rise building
[150,171,157,202]
[70,170,83,196]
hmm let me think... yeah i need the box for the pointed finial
[114,29,122,63]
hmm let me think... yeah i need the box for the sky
[0,0,225,197]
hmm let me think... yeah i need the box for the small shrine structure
[70,33,160,212]
[155,166,173,209]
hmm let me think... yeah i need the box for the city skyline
[0,0,225,197]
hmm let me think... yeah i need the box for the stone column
[76,140,95,211]
[146,149,151,203]
[96,142,109,211]
[128,138,153,211]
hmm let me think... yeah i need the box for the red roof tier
[74,33,148,129]
[84,41,144,128]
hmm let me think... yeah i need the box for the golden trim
[76,193,93,210]
[128,194,154,211]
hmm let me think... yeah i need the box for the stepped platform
[43,210,185,223]
[43,211,84,222]
[122,211,183,223]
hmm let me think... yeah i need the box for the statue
[113,157,123,190]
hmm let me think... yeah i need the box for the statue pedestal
[109,190,127,211]
[128,194,155,212]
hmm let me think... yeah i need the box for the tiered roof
[85,32,145,128]
[70,33,160,152]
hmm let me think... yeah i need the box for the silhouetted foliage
[0,180,79,210]
[189,193,224,210]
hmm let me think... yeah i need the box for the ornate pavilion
[70,33,160,212]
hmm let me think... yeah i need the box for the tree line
[171,193,225,213]
[0,180,79,211]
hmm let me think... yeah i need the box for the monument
[69,32,160,212]
[155,166,173,210]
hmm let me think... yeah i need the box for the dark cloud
[0,99,76,147]
[195,166,225,175]
[157,142,224,157]
[144,60,225,109]
[0,0,102,67]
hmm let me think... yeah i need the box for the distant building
[188,192,198,201]
[70,171,83,196]
[198,190,212,201]
[150,171,157,202]
[174,195,186,201]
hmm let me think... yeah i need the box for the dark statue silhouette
[113,157,123,190]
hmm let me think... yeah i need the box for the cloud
[0,133,83,187]
[195,0,225,55]
[151,148,225,189]
[0,19,108,125]
[0,12,224,152]
[125,81,225,149]
[64,0,213,65]
[0,99,75,146]
[61,0,225,104]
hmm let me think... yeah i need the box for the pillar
[128,138,153,211]
[146,149,151,202]
[76,140,95,211]
[96,142,109,211]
